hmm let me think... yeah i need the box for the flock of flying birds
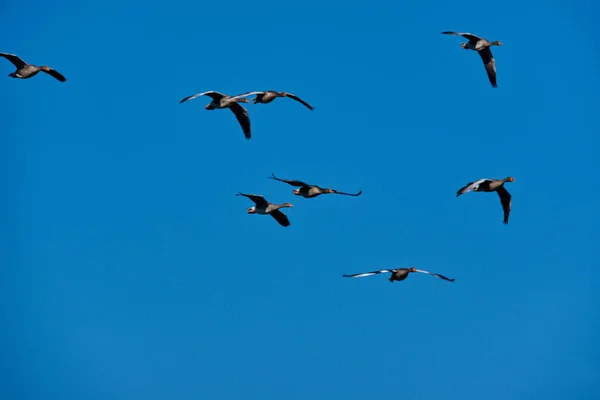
[1,30,513,285]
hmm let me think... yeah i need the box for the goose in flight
[237,90,314,111]
[179,91,252,139]
[0,52,66,82]
[236,192,293,227]
[456,177,515,224]
[441,31,502,88]
[343,267,455,283]
[268,173,362,198]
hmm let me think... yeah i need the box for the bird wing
[179,91,225,104]
[229,91,265,100]
[412,269,455,282]
[236,192,268,208]
[0,52,27,69]
[228,103,251,139]
[269,209,291,227]
[478,48,497,88]
[332,189,362,197]
[441,31,483,43]
[41,68,66,82]
[496,186,512,224]
[284,93,315,111]
[342,269,395,278]
[456,179,488,196]
[267,173,309,188]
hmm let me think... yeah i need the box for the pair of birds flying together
[343,176,514,286]
[2,31,501,89]
[237,174,363,227]
[179,90,314,140]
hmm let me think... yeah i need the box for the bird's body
[0,52,66,82]
[236,192,293,227]
[456,176,515,224]
[179,91,252,139]
[441,32,502,88]
[343,267,455,283]
[268,173,362,198]
[237,90,314,111]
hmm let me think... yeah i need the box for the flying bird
[268,173,361,198]
[441,31,502,88]
[456,177,515,224]
[236,192,293,227]
[179,91,253,139]
[0,52,66,82]
[343,267,455,283]
[237,90,314,111]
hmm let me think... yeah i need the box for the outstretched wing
[236,192,268,208]
[441,31,483,43]
[496,186,512,224]
[229,91,265,100]
[412,269,455,282]
[229,103,251,139]
[179,91,225,104]
[284,93,315,111]
[342,269,395,278]
[478,48,497,88]
[332,189,362,197]
[269,209,290,227]
[0,52,27,69]
[41,68,66,82]
[456,179,487,197]
[268,173,309,188]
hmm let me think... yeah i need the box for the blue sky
[1,1,599,399]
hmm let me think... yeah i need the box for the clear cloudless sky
[1,0,599,399]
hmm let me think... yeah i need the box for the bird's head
[246,207,256,214]
[460,43,468,49]
[506,176,515,182]
[292,189,300,195]
[8,72,16,78]
[409,267,417,273]
[237,97,249,103]
[205,104,215,110]
[325,188,334,194]
[283,203,294,208]
[493,40,503,46]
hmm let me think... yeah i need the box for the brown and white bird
[179,91,253,139]
[456,177,515,224]
[0,52,66,82]
[237,90,314,111]
[236,192,293,227]
[268,173,362,198]
[441,31,502,88]
[343,267,455,283]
